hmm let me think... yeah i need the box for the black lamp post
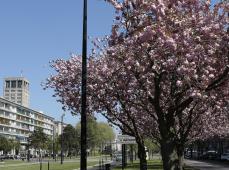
[61,113,65,164]
[80,0,88,170]
[52,125,55,160]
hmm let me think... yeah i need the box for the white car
[221,153,229,160]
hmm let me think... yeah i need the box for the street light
[61,113,65,164]
[80,0,88,170]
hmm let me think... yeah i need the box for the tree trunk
[176,146,184,170]
[160,140,178,170]
[137,143,147,170]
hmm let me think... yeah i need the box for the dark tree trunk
[160,139,178,170]
[176,146,184,170]
[137,143,147,170]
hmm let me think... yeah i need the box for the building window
[4,127,9,132]
[5,104,10,110]
[18,80,22,88]
[0,102,4,108]
[11,81,16,88]
[5,112,10,117]
[5,81,10,88]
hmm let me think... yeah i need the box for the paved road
[185,159,229,170]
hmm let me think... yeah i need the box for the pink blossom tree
[45,0,229,170]
[102,0,229,169]
[45,55,154,170]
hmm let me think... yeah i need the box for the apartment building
[0,97,54,145]
[3,77,30,107]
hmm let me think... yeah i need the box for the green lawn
[0,161,98,170]
[113,160,196,170]
[0,160,26,165]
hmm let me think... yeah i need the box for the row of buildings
[0,77,65,155]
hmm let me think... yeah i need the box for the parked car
[221,153,229,160]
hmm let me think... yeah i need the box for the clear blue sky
[0,0,115,125]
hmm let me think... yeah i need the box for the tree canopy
[0,136,20,154]
[29,127,48,150]
[61,124,79,156]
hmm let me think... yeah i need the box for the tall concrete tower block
[3,77,29,107]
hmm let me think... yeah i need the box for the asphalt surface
[185,159,229,170]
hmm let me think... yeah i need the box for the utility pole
[80,0,87,170]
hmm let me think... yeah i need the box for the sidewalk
[185,159,229,170]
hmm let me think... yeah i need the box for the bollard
[48,161,50,170]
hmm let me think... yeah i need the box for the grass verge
[113,160,196,170]
[0,161,98,170]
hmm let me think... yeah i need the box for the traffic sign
[117,135,136,144]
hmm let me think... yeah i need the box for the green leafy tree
[8,139,21,155]
[29,127,48,156]
[97,122,115,154]
[76,118,115,155]
[0,137,20,154]
[53,135,60,158]
[0,136,10,154]
[97,122,115,145]
[144,139,160,160]
[61,124,79,157]
[76,116,99,154]
[46,138,54,156]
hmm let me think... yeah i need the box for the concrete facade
[0,97,54,145]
